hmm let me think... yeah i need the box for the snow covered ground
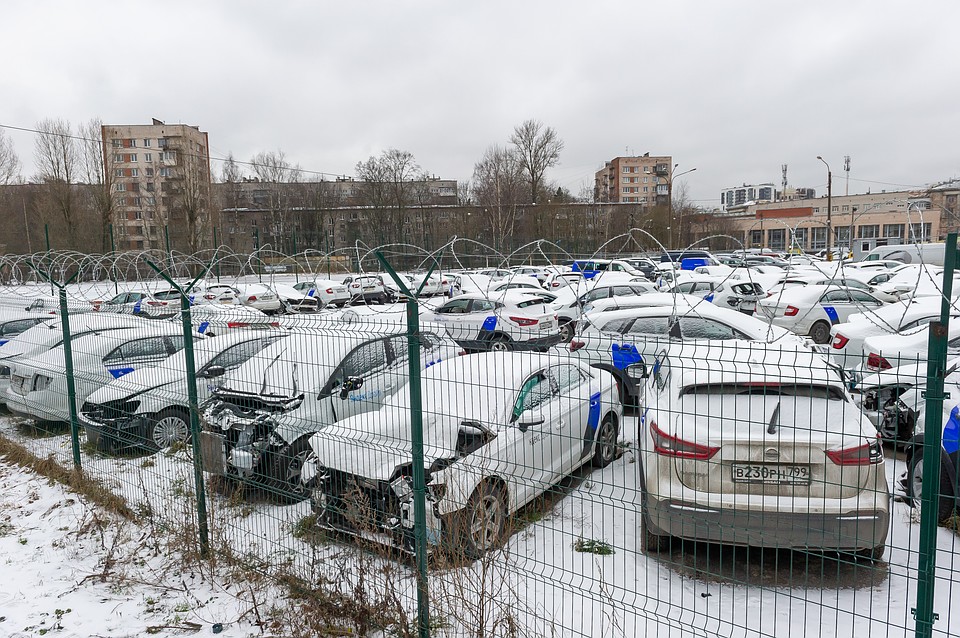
[2,411,959,637]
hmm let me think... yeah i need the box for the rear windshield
[680,383,846,401]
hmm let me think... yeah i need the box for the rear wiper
[767,401,781,435]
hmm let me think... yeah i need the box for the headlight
[33,374,53,391]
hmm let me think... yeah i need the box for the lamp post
[667,166,697,249]
[817,156,833,261]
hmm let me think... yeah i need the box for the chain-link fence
[0,237,957,637]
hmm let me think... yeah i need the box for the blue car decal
[108,367,136,379]
[587,392,602,431]
[611,343,643,370]
[0,339,7,347]
[348,389,383,402]
[945,405,960,455]
[704,293,715,303]
[481,316,497,331]
[425,357,442,369]
[197,321,210,334]
[307,289,315,297]
[823,306,840,323]
[133,300,142,314]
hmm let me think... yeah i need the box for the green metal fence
[0,238,957,637]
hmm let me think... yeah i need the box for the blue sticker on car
[823,306,840,323]
[704,293,715,303]
[944,405,960,455]
[611,343,643,370]
[133,300,142,314]
[587,392,602,431]
[108,367,135,379]
[0,340,7,347]
[307,289,315,297]
[197,321,210,334]
[481,316,497,331]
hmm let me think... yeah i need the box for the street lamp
[817,156,833,260]
[668,166,697,249]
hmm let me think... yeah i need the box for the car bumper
[80,413,151,452]
[646,497,889,551]
[5,388,69,423]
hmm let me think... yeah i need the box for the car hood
[85,367,182,405]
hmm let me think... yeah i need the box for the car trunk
[671,392,871,500]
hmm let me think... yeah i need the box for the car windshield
[680,382,846,401]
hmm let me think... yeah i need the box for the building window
[858,225,879,239]
[158,138,167,147]
[835,227,850,244]
[130,168,139,177]
[144,153,152,162]
[622,187,630,193]
[115,183,126,192]
[883,224,903,239]
[909,223,932,241]
[132,198,142,208]
[768,228,786,250]
[122,139,135,148]
[832,206,838,212]
[145,168,154,177]
[842,205,849,211]
[143,139,151,147]
[159,168,172,177]
[127,153,137,162]
[792,228,808,249]
[811,227,827,250]
[111,139,121,148]
[114,154,123,163]
[162,151,176,162]
[145,182,155,192]
[114,169,123,177]
[749,230,762,246]
[622,167,629,173]
[813,207,819,213]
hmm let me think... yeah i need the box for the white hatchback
[424,291,562,352]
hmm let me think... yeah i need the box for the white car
[637,344,889,558]
[200,326,460,499]
[568,301,806,407]
[407,272,447,297]
[94,290,172,316]
[305,352,623,556]
[80,331,283,452]
[861,322,960,374]
[829,298,960,372]
[551,281,657,342]
[271,282,321,313]
[237,284,283,314]
[0,311,58,347]
[581,291,707,317]
[0,314,151,402]
[6,323,198,423]
[757,285,886,344]
[342,275,389,303]
[292,279,351,308]
[543,271,588,291]
[424,291,562,352]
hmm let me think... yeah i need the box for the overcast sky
[3,0,959,207]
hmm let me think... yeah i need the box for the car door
[548,363,595,471]
[381,334,443,399]
[430,298,473,340]
[818,289,855,325]
[102,336,178,380]
[501,370,564,508]
[323,338,391,422]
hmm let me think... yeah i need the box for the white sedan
[305,352,623,557]
[424,291,562,352]
[292,278,351,308]
[638,344,889,558]
[757,284,886,344]
[861,322,960,373]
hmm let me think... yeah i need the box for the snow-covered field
[2,412,958,637]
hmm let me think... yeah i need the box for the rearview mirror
[200,365,226,379]
[339,375,364,399]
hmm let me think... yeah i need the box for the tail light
[146,301,164,306]
[784,305,799,316]
[570,340,585,351]
[826,437,883,465]
[650,421,719,460]
[247,295,257,302]
[832,333,849,349]
[458,350,468,356]
[204,294,215,300]
[326,288,334,294]
[551,282,560,287]
[866,353,891,370]
[510,316,538,326]
[227,322,249,328]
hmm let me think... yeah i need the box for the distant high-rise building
[594,155,673,205]
[721,183,816,210]
[102,119,212,251]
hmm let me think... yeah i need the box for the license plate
[732,463,810,485]
[539,321,554,330]
[199,431,228,474]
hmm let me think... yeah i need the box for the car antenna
[767,400,781,435]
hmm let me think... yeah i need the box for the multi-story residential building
[102,119,212,251]
[594,155,673,205]
[720,183,817,210]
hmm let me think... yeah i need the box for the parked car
[424,291,562,352]
[304,352,623,556]
[200,326,460,499]
[637,344,889,558]
[81,331,283,452]
[292,279,351,308]
[551,281,657,342]
[271,283,321,313]
[0,311,58,347]
[94,290,171,315]
[861,322,960,374]
[343,275,389,304]
[570,259,645,279]
[757,285,886,344]
[5,323,199,423]
[236,284,284,314]
[901,399,960,523]
[568,301,806,407]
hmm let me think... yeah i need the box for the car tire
[456,482,508,559]
[559,321,575,343]
[907,450,957,522]
[487,335,511,352]
[854,544,886,561]
[266,437,316,503]
[809,321,831,345]
[146,408,190,452]
[591,414,619,468]
[640,510,671,554]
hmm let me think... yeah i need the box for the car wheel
[488,335,511,352]
[809,321,831,345]
[854,544,886,561]
[559,321,575,343]
[147,408,190,451]
[907,452,957,522]
[267,437,316,503]
[640,510,671,554]
[591,414,619,468]
[459,482,508,559]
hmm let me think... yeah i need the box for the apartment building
[594,155,673,205]
[102,119,212,251]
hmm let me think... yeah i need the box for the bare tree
[0,130,21,185]
[34,118,82,250]
[509,119,564,204]
[78,118,117,252]
[250,149,302,251]
[355,149,424,246]
[219,151,244,183]
[471,145,526,251]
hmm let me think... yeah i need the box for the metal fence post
[376,252,430,638]
[914,231,956,638]
[146,259,211,557]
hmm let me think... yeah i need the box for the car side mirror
[517,411,545,433]
[339,375,364,399]
[201,365,226,379]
